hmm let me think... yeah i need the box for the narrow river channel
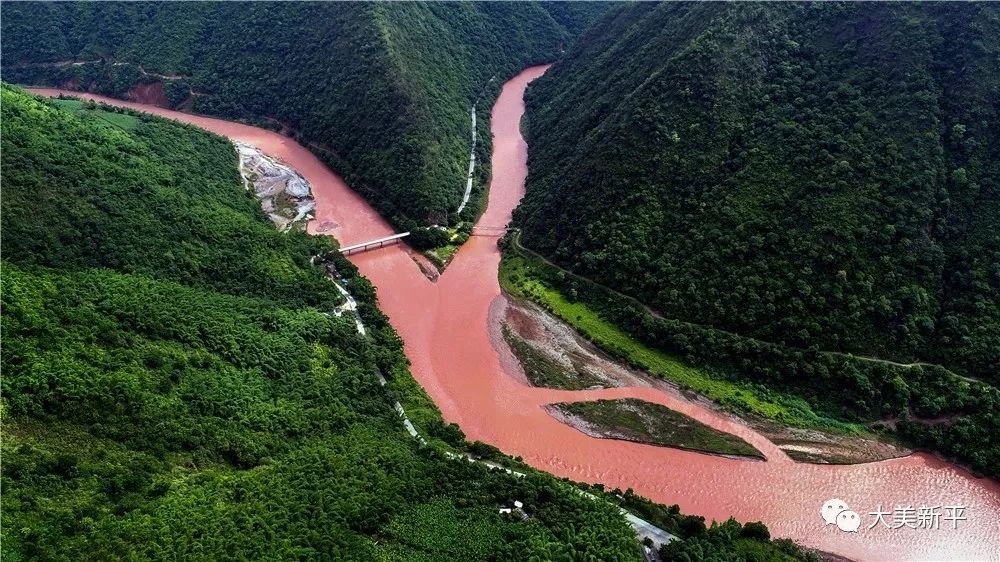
[31,68,1000,561]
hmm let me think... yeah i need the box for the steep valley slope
[515,2,999,476]
[2,2,608,232]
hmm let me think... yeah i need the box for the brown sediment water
[30,69,1000,561]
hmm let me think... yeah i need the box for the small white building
[499,500,528,519]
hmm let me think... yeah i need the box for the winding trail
[29,68,1000,562]
[13,59,189,80]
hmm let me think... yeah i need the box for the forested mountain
[2,84,817,561]
[1,1,607,230]
[517,2,999,384]
[1,86,647,560]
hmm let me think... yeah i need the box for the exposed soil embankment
[127,81,169,107]
[237,142,315,231]
[503,296,910,465]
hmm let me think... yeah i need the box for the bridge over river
[341,225,507,255]
[470,225,508,236]
[339,232,410,255]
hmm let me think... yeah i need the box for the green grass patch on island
[415,223,472,271]
[551,398,765,459]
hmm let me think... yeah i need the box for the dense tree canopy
[2,88,340,311]
[517,2,999,383]
[1,86,648,561]
[2,2,608,230]
[512,3,999,476]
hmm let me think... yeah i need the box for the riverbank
[499,240,911,466]
[236,142,315,231]
[500,230,998,477]
[321,253,683,557]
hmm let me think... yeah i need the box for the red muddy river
[31,68,999,561]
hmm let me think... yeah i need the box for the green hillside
[0,85,648,560]
[513,3,999,474]
[518,3,998,383]
[1,2,607,233]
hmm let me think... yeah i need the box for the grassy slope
[49,97,140,130]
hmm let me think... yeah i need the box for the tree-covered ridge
[1,86,647,561]
[1,1,608,231]
[1,87,339,311]
[517,2,999,383]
